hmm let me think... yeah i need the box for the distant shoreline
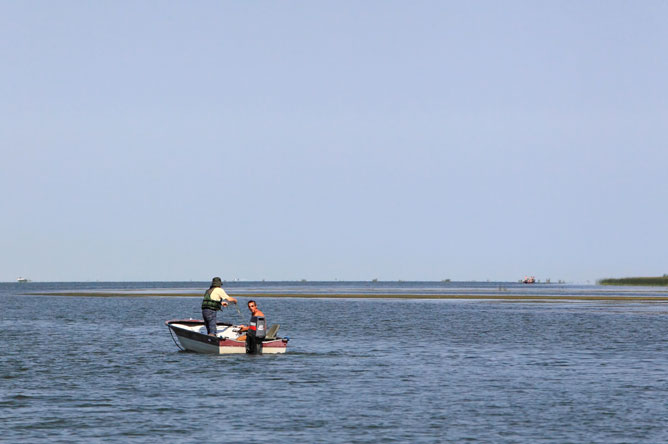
[23,291,668,302]
[598,276,668,286]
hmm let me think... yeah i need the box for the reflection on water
[1,282,668,443]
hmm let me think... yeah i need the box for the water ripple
[2,284,668,443]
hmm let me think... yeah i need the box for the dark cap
[211,277,222,287]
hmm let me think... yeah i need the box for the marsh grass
[598,276,668,286]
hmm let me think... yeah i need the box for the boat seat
[265,324,280,340]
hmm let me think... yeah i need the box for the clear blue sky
[1,1,666,282]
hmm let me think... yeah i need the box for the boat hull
[165,319,288,354]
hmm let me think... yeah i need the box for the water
[2,282,668,443]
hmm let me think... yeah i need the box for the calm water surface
[1,282,668,443]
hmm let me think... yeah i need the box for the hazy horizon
[4,277,631,285]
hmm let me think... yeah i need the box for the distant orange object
[522,276,536,284]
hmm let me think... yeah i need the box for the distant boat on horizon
[522,276,536,284]
[17,277,30,283]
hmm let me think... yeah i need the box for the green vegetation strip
[24,292,668,301]
[599,276,668,286]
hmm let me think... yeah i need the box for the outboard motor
[245,316,266,354]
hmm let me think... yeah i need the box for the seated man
[236,300,265,342]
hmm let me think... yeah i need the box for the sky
[1,1,667,283]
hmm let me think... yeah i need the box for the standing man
[201,277,237,336]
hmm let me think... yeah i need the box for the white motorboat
[165,319,288,354]
[17,277,30,283]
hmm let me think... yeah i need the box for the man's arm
[220,288,237,304]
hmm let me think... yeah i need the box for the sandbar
[23,291,668,302]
